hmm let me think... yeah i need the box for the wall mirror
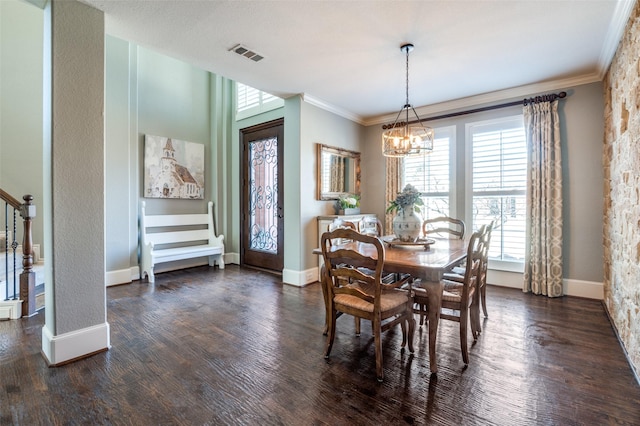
[317,144,361,200]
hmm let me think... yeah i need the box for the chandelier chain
[405,46,410,107]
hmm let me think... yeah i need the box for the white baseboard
[487,269,523,289]
[283,267,318,287]
[0,299,22,320]
[105,267,139,287]
[487,269,604,300]
[563,278,604,300]
[41,322,110,366]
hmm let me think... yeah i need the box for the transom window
[235,83,284,120]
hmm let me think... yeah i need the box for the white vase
[392,206,422,242]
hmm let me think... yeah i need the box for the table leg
[426,280,444,375]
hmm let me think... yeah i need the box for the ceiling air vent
[229,44,264,62]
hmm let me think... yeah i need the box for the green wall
[105,36,230,280]
[0,0,44,255]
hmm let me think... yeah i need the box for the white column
[41,0,109,365]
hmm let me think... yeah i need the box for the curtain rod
[381,91,567,129]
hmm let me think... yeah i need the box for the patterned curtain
[384,157,403,234]
[523,100,563,297]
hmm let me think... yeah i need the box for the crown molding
[300,93,366,125]
[301,62,619,128]
[297,2,635,127]
[597,0,636,79]
[364,73,602,127]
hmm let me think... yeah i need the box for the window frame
[465,115,526,272]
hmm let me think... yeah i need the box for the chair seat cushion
[334,290,408,313]
[442,280,475,302]
[442,272,464,282]
[442,290,462,302]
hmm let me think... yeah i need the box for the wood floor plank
[1,265,639,425]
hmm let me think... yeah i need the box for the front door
[240,119,284,272]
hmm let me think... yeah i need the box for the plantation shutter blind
[471,118,526,260]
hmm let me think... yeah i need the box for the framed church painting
[143,135,205,199]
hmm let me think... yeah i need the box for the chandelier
[382,43,434,157]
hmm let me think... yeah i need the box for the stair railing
[0,189,36,317]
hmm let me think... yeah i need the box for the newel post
[19,195,36,317]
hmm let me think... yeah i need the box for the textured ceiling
[81,0,635,124]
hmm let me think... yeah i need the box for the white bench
[140,201,224,283]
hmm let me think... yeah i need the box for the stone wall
[603,1,640,377]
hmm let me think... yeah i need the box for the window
[400,116,526,267]
[235,83,284,120]
[467,116,526,262]
[402,126,455,219]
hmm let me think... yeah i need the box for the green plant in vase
[387,184,423,242]
[386,184,423,214]
[336,194,360,215]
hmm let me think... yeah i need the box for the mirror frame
[317,144,361,201]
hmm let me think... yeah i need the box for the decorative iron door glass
[144,135,205,199]
[249,136,278,254]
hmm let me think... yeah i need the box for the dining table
[313,235,469,375]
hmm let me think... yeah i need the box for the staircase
[0,189,37,319]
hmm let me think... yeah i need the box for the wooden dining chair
[413,230,483,365]
[357,215,410,294]
[422,216,466,239]
[321,228,415,382]
[323,217,404,336]
[321,218,358,334]
[443,220,494,323]
[477,221,493,319]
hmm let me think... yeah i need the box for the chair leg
[481,284,488,318]
[470,297,481,340]
[407,313,415,354]
[355,317,361,336]
[321,266,330,335]
[324,309,337,359]
[373,317,384,382]
[419,304,426,326]
[459,309,469,365]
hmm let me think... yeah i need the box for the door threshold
[241,264,282,276]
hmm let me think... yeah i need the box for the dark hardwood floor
[1,265,639,425]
